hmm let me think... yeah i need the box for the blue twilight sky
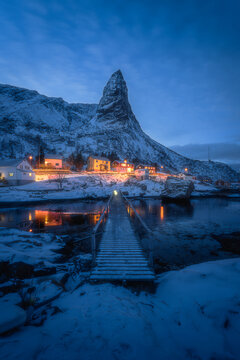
[0,0,240,162]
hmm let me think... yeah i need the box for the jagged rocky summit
[0,70,238,181]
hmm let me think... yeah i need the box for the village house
[112,159,134,173]
[44,154,63,169]
[215,179,231,188]
[0,159,35,185]
[135,168,149,180]
[87,156,111,171]
[136,164,156,174]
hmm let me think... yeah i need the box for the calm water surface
[0,198,239,271]
[0,201,107,233]
[131,198,240,271]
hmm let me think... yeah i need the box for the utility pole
[208,145,210,162]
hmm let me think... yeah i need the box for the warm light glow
[161,166,163,169]
[114,190,118,195]
[160,206,164,220]
[35,210,62,226]
[127,167,131,172]
[29,229,32,232]
[121,163,126,166]
[29,213,32,221]
[29,173,32,176]
[91,214,101,225]
[185,168,188,172]
[124,159,127,163]
[29,156,33,160]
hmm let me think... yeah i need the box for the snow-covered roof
[112,159,134,165]
[136,164,155,168]
[89,156,110,161]
[45,154,62,160]
[0,159,24,167]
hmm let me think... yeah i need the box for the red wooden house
[136,164,156,174]
[112,159,134,173]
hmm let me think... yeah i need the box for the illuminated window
[29,173,32,176]
[9,173,14,176]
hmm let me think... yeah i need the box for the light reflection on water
[1,198,240,271]
[130,198,240,272]
[130,198,240,229]
[0,201,106,233]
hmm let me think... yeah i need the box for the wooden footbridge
[90,191,155,282]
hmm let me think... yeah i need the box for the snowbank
[0,258,240,359]
[0,174,165,203]
[0,228,62,266]
[0,174,238,204]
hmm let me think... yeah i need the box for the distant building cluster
[2,152,234,188]
[87,156,156,174]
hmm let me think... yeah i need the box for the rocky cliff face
[0,70,238,181]
[96,70,140,130]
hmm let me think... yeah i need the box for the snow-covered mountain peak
[96,70,140,130]
[0,77,239,181]
[101,69,126,99]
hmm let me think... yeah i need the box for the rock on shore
[161,176,194,200]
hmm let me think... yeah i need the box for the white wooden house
[0,159,35,185]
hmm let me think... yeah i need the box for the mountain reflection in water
[130,198,240,272]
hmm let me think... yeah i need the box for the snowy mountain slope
[0,84,97,156]
[0,71,238,181]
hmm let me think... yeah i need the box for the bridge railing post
[91,193,113,267]
[91,233,96,266]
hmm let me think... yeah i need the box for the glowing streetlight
[184,168,188,172]
[113,190,118,196]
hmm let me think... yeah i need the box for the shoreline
[0,191,239,208]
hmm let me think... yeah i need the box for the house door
[100,164,107,171]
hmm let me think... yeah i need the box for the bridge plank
[90,192,154,282]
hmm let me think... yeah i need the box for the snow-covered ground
[0,258,240,360]
[0,174,165,203]
[0,227,63,266]
[0,174,238,204]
